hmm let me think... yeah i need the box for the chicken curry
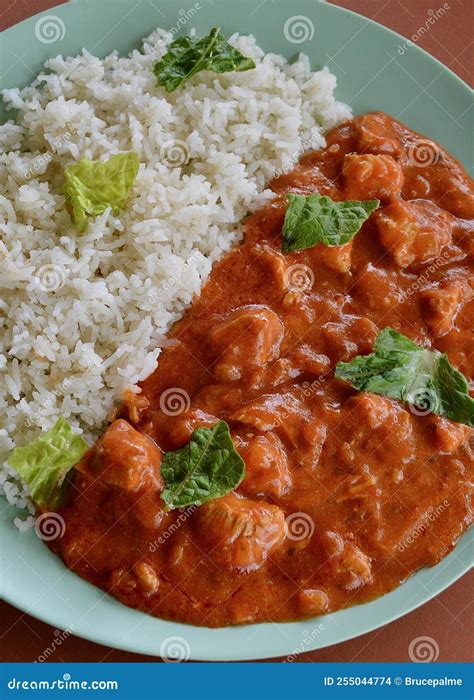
[50,113,473,627]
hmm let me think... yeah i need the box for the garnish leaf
[335,328,474,426]
[9,417,88,508]
[281,193,379,253]
[153,27,256,92]
[64,152,139,231]
[161,420,245,509]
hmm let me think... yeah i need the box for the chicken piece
[336,465,382,539]
[342,394,416,465]
[239,432,292,499]
[211,305,284,382]
[298,589,329,616]
[375,199,453,268]
[281,292,316,338]
[343,153,404,202]
[321,315,378,362]
[123,390,149,425]
[289,345,331,378]
[251,244,287,293]
[264,346,330,388]
[192,492,286,572]
[132,562,160,596]
[192,384,243,414]
[355,112,403,157]
[89,419,163,492]
[353,263,404,309]
[230,393,327,469]
[421,280,471,338]
[315,241,353,273]
[321,531,372,591]
[167,409,218,448]
[431,416,471,454]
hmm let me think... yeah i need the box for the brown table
[1,0,473,663]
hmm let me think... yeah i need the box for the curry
[50,113,473,627]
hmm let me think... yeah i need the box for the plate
[1,0,472,660]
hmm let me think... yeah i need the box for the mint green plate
[1,0,472,660]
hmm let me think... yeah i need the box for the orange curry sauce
[51,113,474,627]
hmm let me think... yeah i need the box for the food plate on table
[1,0,472,660]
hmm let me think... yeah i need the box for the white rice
[0,27,351,522]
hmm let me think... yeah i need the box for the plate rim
[1,0,472,660]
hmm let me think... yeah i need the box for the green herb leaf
[64,152,139,231]
[153,27,256,92]
[335,328,474,426]
[9,417,88,508]
[281,193,379,253]
[161,420,245,509]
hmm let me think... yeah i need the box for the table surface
[1,0,473,663]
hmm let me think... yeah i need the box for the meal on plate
[1,27,472,628]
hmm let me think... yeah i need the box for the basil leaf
[9,417,88,508]
[281,193,379,253]
[153,27,256,92]
[64,152,139,231]
[161,421,245,509]
[335,328,474,426]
